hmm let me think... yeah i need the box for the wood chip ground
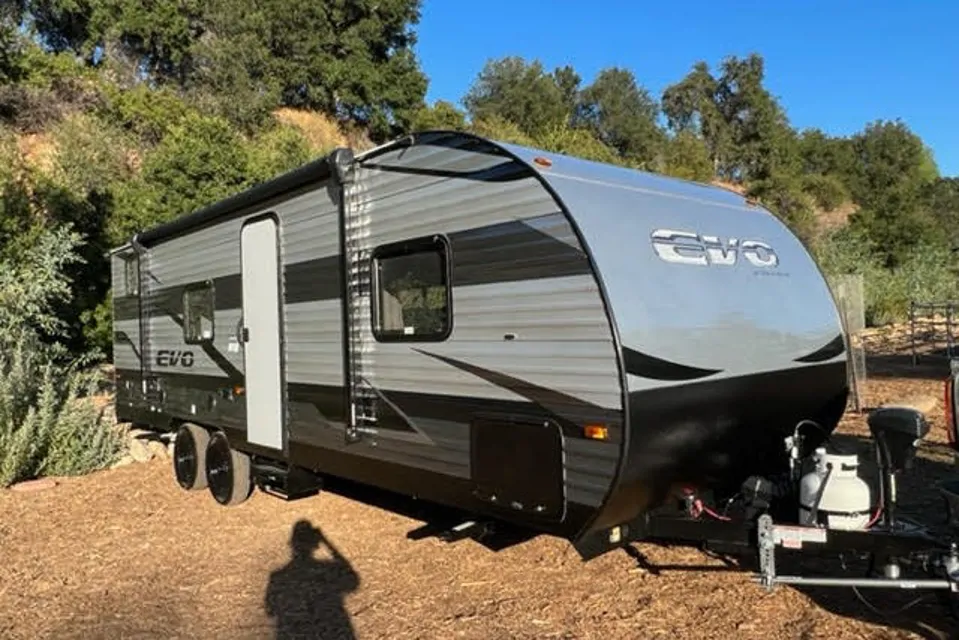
[2,350,959,638]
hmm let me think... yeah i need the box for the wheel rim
[173,427,197,489]
[207,434,234,505]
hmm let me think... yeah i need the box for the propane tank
[798,448,872,530]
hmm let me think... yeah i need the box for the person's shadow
[264,520,360,639]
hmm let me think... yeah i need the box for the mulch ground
[3,355,959,639]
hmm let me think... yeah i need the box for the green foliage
[847,119,937,211]
[136,111,250,222]
[410,100,467,132]
[576,67,664,169]
[0,223,123,487]
[814,227,959,325]
[802,173,849,212]
[98,82,195,144]
[746,173,817,245]
[0,341,123,487]
[467,114,538,147]
[662,131,713,183]
[463,57,570,137]
[534,125,620,164]
[246,123,313,183]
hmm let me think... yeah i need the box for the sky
[413,0,959,177]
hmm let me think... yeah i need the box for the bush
[802,173,849,211]
[662,131,714,183]
[0,341,123,487]
[812,227,959,325]
[534,124,621,164]
[0,224,124,487]
[747,173,818,245]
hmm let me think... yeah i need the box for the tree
[21,0,431,139]
[409,100,467,132]
[661,61,730,176]
[662,131,713,183]
[463,56,569,137]
[848,119,938,210]
[920,177,959,249]
[576,67,664,168]
[662,54,798,184]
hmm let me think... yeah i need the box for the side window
[183,281,215,344]
[123,255,139,296]
[372,235,452,342]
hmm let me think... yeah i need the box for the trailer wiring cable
[794,418,850,456]
[851,585,931,617]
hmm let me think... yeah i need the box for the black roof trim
[134,147,354,248]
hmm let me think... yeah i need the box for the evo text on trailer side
[111,129,959,616]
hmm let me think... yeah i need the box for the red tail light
[946,375,957,450]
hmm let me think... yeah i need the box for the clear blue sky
[414,0,958,177]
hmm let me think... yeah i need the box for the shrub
[0,224,124,487]
[802,173,850,211]
[0,341,123,487]
[747,173,818,245]
[812,227,959,325]
[534,124,621,164]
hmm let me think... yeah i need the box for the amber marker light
[233,385,245,396]
[584,424,608,440]
[533,156,552,168]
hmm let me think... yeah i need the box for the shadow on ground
[264,520,360,640]
[866,354,951,381]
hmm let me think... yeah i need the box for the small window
[123,256,139,296]
[372,235,451,341]
[183,281,215,344]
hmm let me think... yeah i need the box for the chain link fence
[828,274,867,412]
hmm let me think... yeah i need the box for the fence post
[909,300,919,366]
[948,303,955,360]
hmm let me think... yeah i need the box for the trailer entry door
[240,215,285,451]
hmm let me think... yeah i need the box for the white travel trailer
[112,131,959,609]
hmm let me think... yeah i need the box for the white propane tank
[798,448,872,530]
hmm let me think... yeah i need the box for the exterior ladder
[343,172,378,444]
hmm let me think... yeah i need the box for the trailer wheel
[173,423,210,490]
[205,430,254,506]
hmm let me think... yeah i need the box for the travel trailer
[111,130,959,609]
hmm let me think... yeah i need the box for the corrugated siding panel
[284,301,341,386]
[279,182,342,387]
[370,276,619,408]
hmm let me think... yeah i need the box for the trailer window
[183,282,215,344]
[372,236,451,341]
[123,256,138,296]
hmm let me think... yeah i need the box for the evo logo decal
[155,349,195,367]
[650,229,779,268]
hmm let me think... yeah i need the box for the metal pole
[948,303,955,360]
[910,300,917,366]
[756,575,954,590]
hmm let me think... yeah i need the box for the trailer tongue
[631,401,959,614]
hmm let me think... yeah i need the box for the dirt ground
[3,352,959,639]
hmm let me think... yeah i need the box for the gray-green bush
[0,225,124,487]
[813,227,959,326]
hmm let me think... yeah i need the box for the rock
[110,455,136,469]
[9,477,58,492]
[128,438,154,463]
[147,440,168,459]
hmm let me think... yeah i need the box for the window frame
[182,279,216,345]
[370,234,453,343]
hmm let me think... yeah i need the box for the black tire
[173,423,210,490]
[205,430,254,506]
